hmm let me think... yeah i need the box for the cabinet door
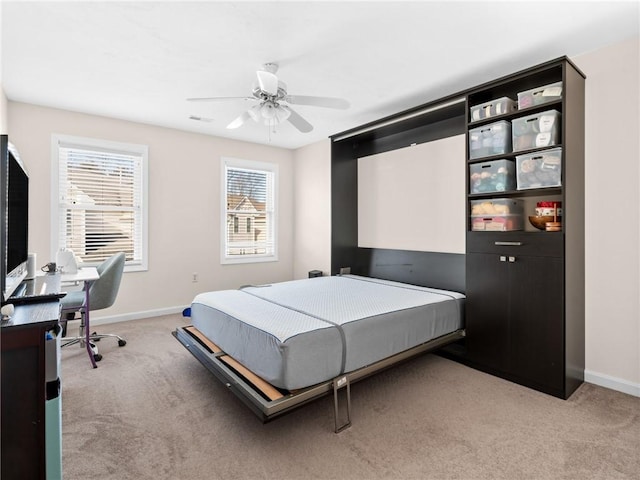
[465,252,510,373]
[1,331,45,480]
[508,255,564,393]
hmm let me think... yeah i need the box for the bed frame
[173,324,465,432]
[174,97,469,433]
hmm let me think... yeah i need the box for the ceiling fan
[187,63,350,133]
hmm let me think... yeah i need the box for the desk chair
[60,252,127,362]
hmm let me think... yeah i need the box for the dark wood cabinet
[466,235,565,396]
[1,302,61,480]
[330,56,584,400]
[463,57,585,400]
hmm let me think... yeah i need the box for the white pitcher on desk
[56,248,79,274]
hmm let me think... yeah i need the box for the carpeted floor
[60,314,639,480]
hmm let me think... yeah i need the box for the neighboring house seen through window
[52,135,148,271]
[222,157,277,264]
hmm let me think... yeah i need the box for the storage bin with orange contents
[470,198,524,231]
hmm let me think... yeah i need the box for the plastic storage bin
[470,214,524,232]
[516,147,562,190]
[511,109,560,152]
[517,81,563,109]
[470,97,517,122]
[470,198,524,231]
[470,198,524,216]
[469,159,516,193]
[468,120,512,159]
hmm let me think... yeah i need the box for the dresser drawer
[466,232,563,257]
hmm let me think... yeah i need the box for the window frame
[51,134,149,272]
[220,157,278,265]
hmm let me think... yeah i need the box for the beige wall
[292,139,331,279]
[0,87,7,134]
[7,102,295,320]
[573,36,640,393]
[357,134,466,254]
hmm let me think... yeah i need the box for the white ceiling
[2,1,639,149]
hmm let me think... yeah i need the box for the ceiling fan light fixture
[248,104,262,122]
[260,102,277,119]
[274,104,291,123]
[188,62,348,134]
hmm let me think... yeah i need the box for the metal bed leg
[333,375,352,433]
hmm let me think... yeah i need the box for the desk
[59,267,100,368]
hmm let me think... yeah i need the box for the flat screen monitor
[1,135,29,302]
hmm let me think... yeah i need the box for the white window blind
[52,135,148,271]
[222,158,277,264]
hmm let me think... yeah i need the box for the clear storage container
[470,97,517,122]
[470,214,524,232]
[517,81,562,109]
[511,109,560,152]
[470,198,524,216]
[468,120,512,159]
[516,147,562,190]
[469,159,516,194]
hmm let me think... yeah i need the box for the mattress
[190,275,464,390]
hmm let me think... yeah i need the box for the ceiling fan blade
[226,110,252,129]
[256,70,279,96]
[285,95,350,109]
[284,106,313,133]
[187,96,253,102]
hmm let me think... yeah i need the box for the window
[222,157,277,264]
[52,135,148,271]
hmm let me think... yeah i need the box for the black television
[1,134,29,303]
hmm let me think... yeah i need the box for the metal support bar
[333,375,352,433]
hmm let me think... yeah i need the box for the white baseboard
[89,305,189,326]
[585,369,640,397]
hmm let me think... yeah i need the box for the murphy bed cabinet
[464,58,585,399]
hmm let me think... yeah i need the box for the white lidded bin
[470,97,517,122]
[517,81,563,109]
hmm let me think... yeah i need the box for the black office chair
[60,252,127,362]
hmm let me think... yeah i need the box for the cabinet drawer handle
[494,241,523,246]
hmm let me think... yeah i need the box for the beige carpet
[60,314,639,480]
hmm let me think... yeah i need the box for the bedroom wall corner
[7,101,296,320]
[292,139,331,279]
[573,35,640,395]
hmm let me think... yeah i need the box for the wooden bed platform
[173,325,465,432]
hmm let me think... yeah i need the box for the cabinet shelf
[467,144,563,164]
[468,186,562,200]
[463,57,584,400]
[467,99,563,128]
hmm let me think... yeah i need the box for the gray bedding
[190,275,464,390]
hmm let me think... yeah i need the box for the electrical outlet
[192,272,198,282]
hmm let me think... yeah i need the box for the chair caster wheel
[94,354,103,362]
[92,332,100,342]
[118,339,127,347]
